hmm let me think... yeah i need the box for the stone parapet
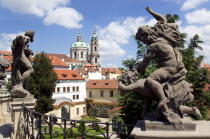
[10,97,36,139]
[0,93,12,124]
[131,120,210,139]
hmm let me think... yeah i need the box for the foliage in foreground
[29,52,58,113]
[42,126,105,139]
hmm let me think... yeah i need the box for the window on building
[94,46,97,51]
[76,108,79,115]
[81,52,83,58]
[89,90,92,98]
[110,91,114,97]
[57,87,60,93]
[83,107,86,113]
[73,87,75,92]
[63,87,66,92]
[77,95,79,99]
[100,90,104,97]
[76,86,79,91]
[67,87,70,92]
[74,52,77,58]
[95,58,97,63]
[73,95,75,100]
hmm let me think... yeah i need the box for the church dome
[71,33,88,48]
[72,42,88,47]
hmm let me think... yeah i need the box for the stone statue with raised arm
[119,7,201,125]
[11,30,35,98]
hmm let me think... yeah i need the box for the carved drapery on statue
[119,7,201,124]
[11,30,35,98]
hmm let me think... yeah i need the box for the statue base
[141,113,196,131]
[11,86,32,98]
[0,93,12,124]
[131,114,210,139]
[10,96,36,139]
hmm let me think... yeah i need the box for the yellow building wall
[46,103,86,123]
[87,88,120,103]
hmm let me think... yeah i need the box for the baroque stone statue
[11,30,35,98]
[0,57,9,93]
[119,7,201,124]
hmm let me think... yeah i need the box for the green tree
[29,52,58,113]
[181,34,210,118]
[165,14,179,23]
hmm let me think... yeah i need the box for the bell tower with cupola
[89,31,100,66]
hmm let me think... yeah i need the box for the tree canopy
[29,52,58,113]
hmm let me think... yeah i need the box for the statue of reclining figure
[119,7,201,124]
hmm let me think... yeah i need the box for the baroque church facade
[70,31,100,66]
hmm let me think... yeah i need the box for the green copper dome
[72,33,88,48]
[72,42,88,47]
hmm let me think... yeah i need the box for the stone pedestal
[131,119,210,139]
[10,97,36,139]
[0,91,12,124]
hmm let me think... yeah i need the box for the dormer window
[93,83,96,85]
[72,74,77,77]
[62,73,67,77]
[105,83,109,85]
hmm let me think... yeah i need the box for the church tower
[89,31,100,66]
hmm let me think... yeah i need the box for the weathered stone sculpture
[119,7,201,124]
[11,30,35,98]
[0,57,9,93]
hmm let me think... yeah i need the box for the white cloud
[97,17,155,61]
[99,40,126,60]
[127,55,133,59]
[43,7,83,29]
[103,63,118,68]
[180,24,210,63]
[0,0,83,29]
[0,32,24,51]
[0,0,69,17]
[181,0,208,11]
[185,8,210,25]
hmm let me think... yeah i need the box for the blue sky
[1,0,210,68]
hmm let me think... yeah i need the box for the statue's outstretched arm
[146,7,167,23]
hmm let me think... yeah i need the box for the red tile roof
[84,65,97,68]
[75,67,98,75]
[109,106,123,112]
[54,69,85,80]
[46,53,81,63]
[48,56,68,66]
[64,57,81,63]
[102,68,122,75]
[5,62,12,71]
[46,53,68,59]
[203,63,210,69]
[0,51,12,56]
[3,56,13,61]
[3,55,34,71]
[3,55,34,62]
[86,79,119,89]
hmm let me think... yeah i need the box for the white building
[47,69,87,121]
